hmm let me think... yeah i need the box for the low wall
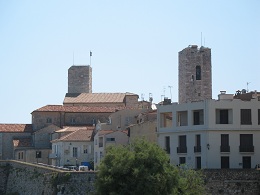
[0,160,96,195]
[203,169,260,194]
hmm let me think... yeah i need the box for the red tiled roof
[52,126,95,142]
[0,124,33,133]
[13,137,32,147]
[63,92,138,104]
[98,130,128,136]
[33,105,124,113]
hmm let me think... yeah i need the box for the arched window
[196,66,201,80]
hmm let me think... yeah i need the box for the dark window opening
[196,66,201,80]
[177,135,187,153]
[36,151,42,158]
[258,109,260,125]
[196,157,201,169]
[241,109,252,125]
[193,110,204,125]
[221,134,230,152]
[179,157,186,165]
[220,110,228,124]
[240,134,254,152]
[221,156,229,169]
[243,156,251,169]
[194,134,201,153]
[165,136,170,154]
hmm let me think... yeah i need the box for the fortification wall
[0,160,95,195]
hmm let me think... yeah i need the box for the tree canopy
[95,139,205,195]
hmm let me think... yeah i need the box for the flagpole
[90,50,92,66]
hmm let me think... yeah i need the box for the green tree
[95,139,205,195]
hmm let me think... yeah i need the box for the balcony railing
[239,146,254,152]
[177,147,187,153]
[194,146,201,153]
[220,145,230,152]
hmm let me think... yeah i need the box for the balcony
[177,147,187,153]
[220,145,230,152]
[239,146,254,152]
[194,146,201,153]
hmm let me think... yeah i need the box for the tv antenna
[90,50,92,66]
[247,82,251,92]
[168,86,173,101]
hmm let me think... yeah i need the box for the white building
[50,126,94,168]
[157,92,260,169]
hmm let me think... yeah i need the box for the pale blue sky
[0,0,259,124]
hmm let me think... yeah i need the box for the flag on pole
[90,51,92,57]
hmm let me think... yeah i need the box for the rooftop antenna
[149,93,153,103]
[247,82,251,92]
[141,93,145,101]
[168,86,173,102]
[201,32,203,47]
[90,50,92,66]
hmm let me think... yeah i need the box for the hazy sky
[1,0,259,124]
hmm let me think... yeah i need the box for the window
[196,157,201,169]
[177,111,188,126]
[71,118,76,124]
[258,109,260,125]
[165,136,170,154]
[216,109,232,124]
[240,134,254,152]
[179,157,186,165]
[36,151,42,158]
[106,138,115,142]
[177,135,187,153]
[196,66,201,80]
[100,151,103,160]
[241,109,252,125]
[46,118,52,123]
[160,112,172,128]
[73,147,78,157]
[83,145,88,153]
[194,134,201,153]
[99,137,103,147]
[193,110,204,125]
[220,134,230,152]
[242,156,251,169]
[221,156,229,169]
[18,152,24,160]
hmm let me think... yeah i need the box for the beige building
[128,110,157,143]
[94,130,129,169]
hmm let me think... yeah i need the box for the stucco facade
[157,96,260,169]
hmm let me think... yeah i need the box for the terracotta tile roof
[33,105,123,113]
[13,137,32,147]
[52,126,95,142]
[63,92,138,104]
[98,130,128,136]
[98,130,116,136]
[0,124,33,133]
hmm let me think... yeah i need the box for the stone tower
[68,65,92,93]
[178,45,212,103]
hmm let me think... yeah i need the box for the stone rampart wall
[1,160,260,195]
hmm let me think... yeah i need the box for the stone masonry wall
[203,169,260,195]
[0,160,96,195]
[1,160,260,195]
